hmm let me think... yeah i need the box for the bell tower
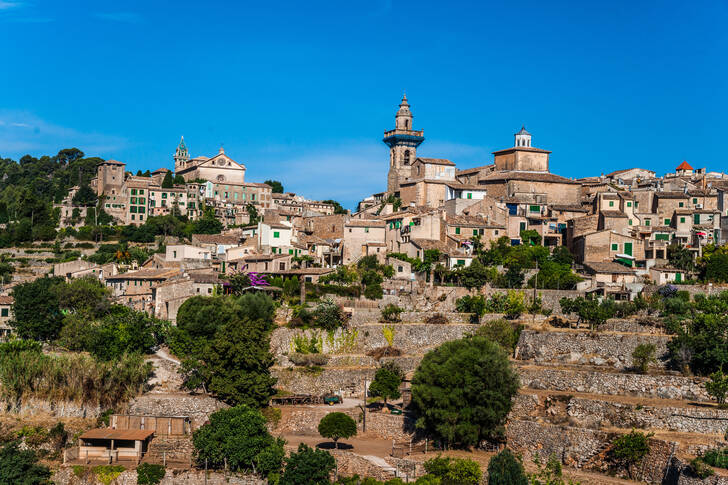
[174,136,190,172]
[383,94,425,194]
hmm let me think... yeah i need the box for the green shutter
[455,227,460,235]
[611,243,618,251]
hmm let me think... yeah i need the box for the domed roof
[396,94,411,117]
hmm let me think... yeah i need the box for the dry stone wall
[126,394,228,429]
[517,365,710,401]
[273,367,377,397]
[516,329,671,369]
[53,468,264,485]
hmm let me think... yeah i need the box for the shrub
[706,370,728,406]
[701,448,728,469]
[610,430,652,479]
[425,313,448,325]
[368,366,402,404]
[93,465,125,485]
[487,449,527,485]
[137,463,166,485]
[456,295,486,318]
[382,325,396,347]
[313,298,347,330]
[192,405,284,477]
[423,455,482,485]
[690,457,715,478]
[318,412,357,448]
[632,344,657,374]
[475,319,523,353]
[380,304,404,323]
[0,441,51,484]
[412,336,519,447]
[364,283,384,300]
[280,443,335,485]
[289,353,329,367]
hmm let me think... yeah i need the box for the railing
[383,129,424,138]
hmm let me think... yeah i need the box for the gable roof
[676,160,694,170]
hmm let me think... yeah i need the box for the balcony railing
[383,129,424,138]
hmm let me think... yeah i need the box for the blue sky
[1,0,726,209]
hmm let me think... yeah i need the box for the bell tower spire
[174,136,190,172]
[383,94,425,194]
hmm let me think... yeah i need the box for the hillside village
[1,97,728,484]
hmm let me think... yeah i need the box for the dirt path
[521,387,718,410]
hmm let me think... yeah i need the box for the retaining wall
[516,329,671,369]
[517,365,709,401]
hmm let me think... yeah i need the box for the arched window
[404,150,411,165]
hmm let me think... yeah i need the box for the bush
[312,298,347,330]
[611,430,652,479]
[368,366,402,404]
[289,353,329,367]
[455,295,486,318]
[631,344,657,374]
[280,443,335,485]
[487,449,527,485]
[412,336,519,447]
[192,406,284,477]
[706,370,728,406]
[137,463,165,485]
[425,313,448,325]
[380,304,404,323]
[318,412,357,448]
[475,319,523,353]
[701,448,728,469]
[690,457,715,478]
[423,455,482,485]
[364,283,384,300]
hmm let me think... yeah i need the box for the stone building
[384,95,425,193]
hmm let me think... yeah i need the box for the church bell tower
[383,95,425,194]
[174,136,190,172]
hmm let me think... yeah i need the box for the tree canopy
[411,335,519,447]
[263,180,284,193]
[317,412,357,448]
[192,405,284,479]
[0,441,51,485]
[280,443,336,485]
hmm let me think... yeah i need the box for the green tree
[173,174,185,185]
[487,449,528,485]
[313,298,346,330]
[55,276,111,317]
[136,463,165,485]
[71,183,97,207]
[0,441,51,485]
[161,172,174,188]
[668,243,694,272]
[205,295,277,407]
[318,412,357,449]
[412,336,519,447]
[176,296,232,339]
[475,319,523,353]
[263,180,284,193]
[423,456,482,485]
[368,367,402,404]
[706,369,728,406]
[322,199,347,215]
[529,454,579,485]
[10,277,65,341]
[280,443,336,485]
[610,430,652,479]
[247,204,260,225]
[192,406,284,477]
[631,343,657,374]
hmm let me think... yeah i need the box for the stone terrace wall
[516,329,671,369]
[517,365,709,401]
[126,394,228,429]
[270,323,478,361]
[506,420,674,484]
[276,406,412,441]
[566,395,728,434]
[273,367,376,396]
[53,468,264,485]
[0,398,101,418]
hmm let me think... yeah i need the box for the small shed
[78,428,154,464]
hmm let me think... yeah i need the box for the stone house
[226,254,292,273]
[165,245,212,262]
[54,259,118,281]
[190,234,241,258]
[105,269,181,312]
[387,257,413,280]
[0,295,13,340]
[581,261,639,299]
[649,266,688,285]
[343,219,387,264]
[573,230,644,264]
[258,221,294,255]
